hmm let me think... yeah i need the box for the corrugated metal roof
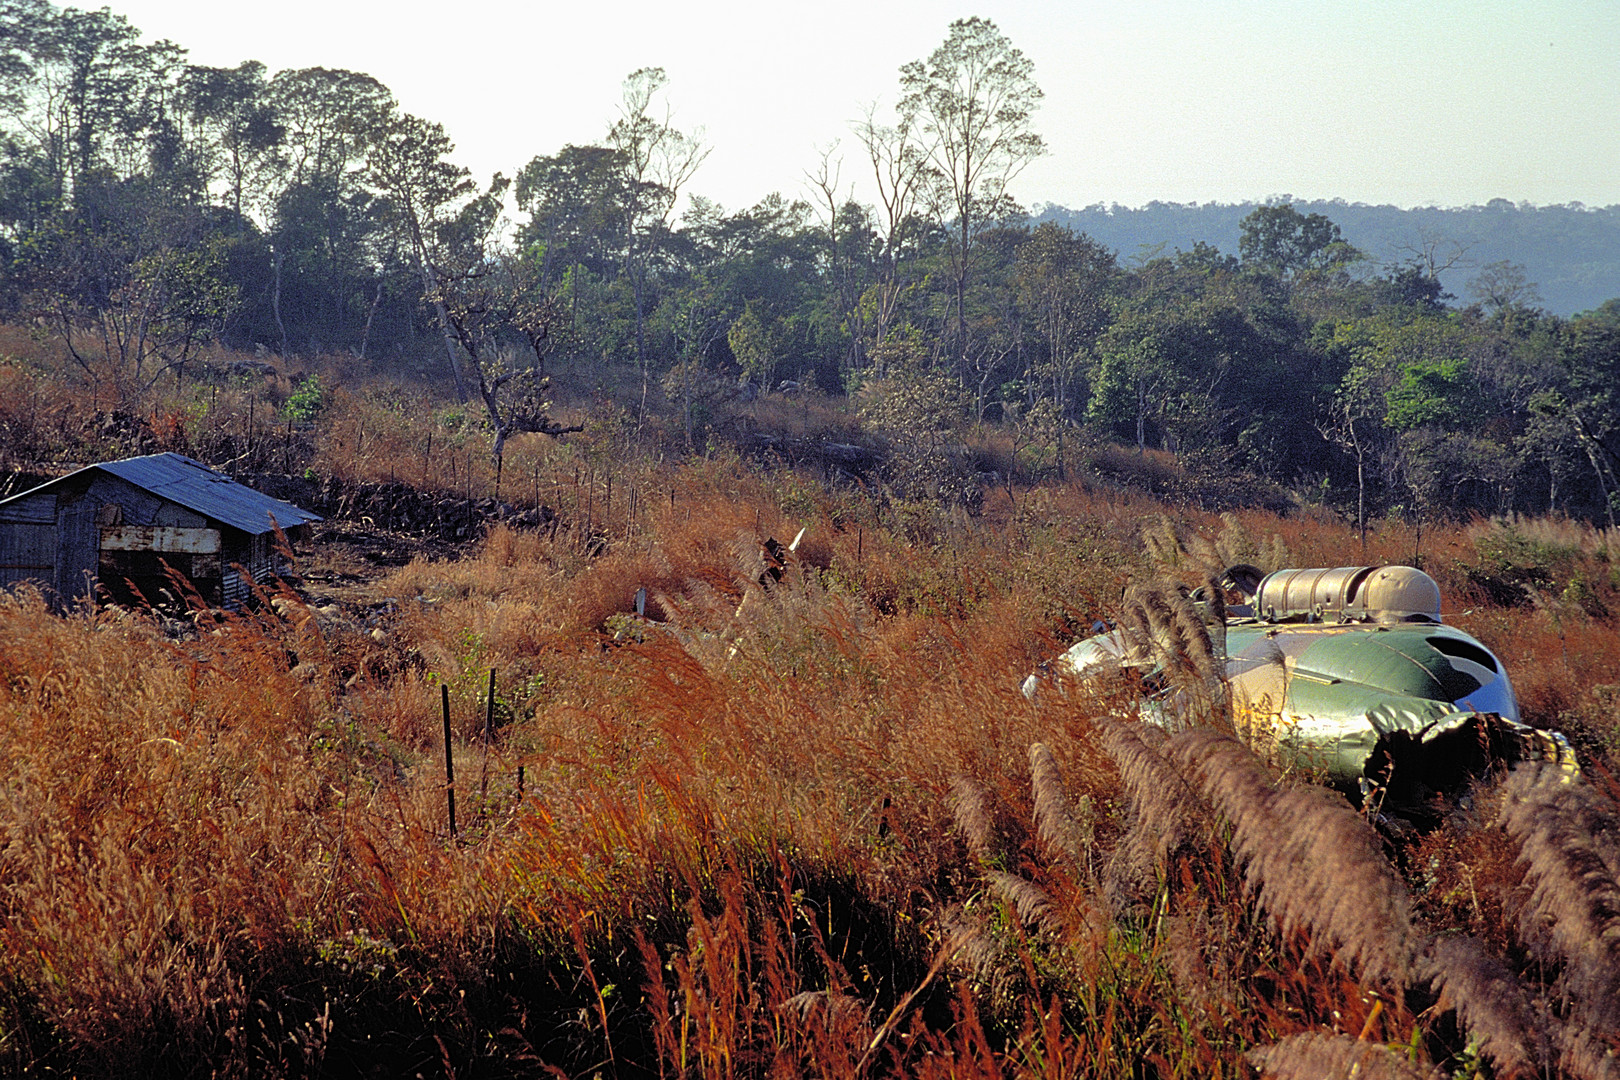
[0,453,322,535]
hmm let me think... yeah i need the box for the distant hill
[1032,199,1620,316]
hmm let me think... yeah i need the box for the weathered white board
[99,526,221,554]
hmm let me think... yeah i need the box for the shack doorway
[98,526,223,609]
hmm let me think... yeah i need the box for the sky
[109,0,1620,216]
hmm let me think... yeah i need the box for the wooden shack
[0,453,322,609]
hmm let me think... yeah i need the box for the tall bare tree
[804,141,867,379]
[898,17,1044,361]
[852,104,934,364]
[364,110,479,400]
[607,67,708,412]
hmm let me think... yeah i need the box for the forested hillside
[1036,199,1620,317]
[3,1,1620,530]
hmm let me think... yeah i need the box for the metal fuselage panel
[1049,620,1519,787]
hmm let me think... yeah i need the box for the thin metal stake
[441,683,457,837]
[484,667,496,743]
[478,668,496,814]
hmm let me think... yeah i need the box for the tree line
[2,1,1619,524]
[1039,200,1620,318]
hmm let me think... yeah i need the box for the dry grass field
[3,345,1620,1078]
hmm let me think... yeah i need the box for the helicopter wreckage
[1025,565,1579,813]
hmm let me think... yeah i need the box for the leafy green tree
[1089,325,1170,454]
[1518,388,1587,516]
[727,302,777,390]
[9,4,139,195]
[645,247,739,446]
[269,66,391,189]
[1088,255,1282,461]
[690,194,828,385]
[1544,302,1620,524]
[1319,309,1525,520]
[515,143,628,287]
[178,60,282,223]
[263,67,394,357]
[24,207,232,394]
[0,2,264,396]
[0,0,46,108]
[860,330,977,507]
[953,222,1028,422]
[1383,357,1472,430]
[4,4,202,202]
[1238,201,1360,281]
[1377,258,1449,310]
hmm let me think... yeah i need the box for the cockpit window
[1427,636,1498,674]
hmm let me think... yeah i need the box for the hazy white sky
[112,0,1620,215]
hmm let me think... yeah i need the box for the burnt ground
[287,521,462,608]
[252,473,553,609]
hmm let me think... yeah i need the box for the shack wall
[83,474,211,530]
[222,531,253,608]
[220,530,295,607]
[0,489,57,594]
[55,487,99,603]
[88,477,218,607]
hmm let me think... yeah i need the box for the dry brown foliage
[1248,1032,1438,1080]
[1499,765,1620,1038]
[1167,729,1417,988]
[1422,934,1542,1077]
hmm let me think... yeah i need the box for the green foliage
[1013,222,1117,418]
[726,302,777,387]
[1384,357,1470,431]
[3,0,1620,532]
[1238,201,1362,279]
[1463,516,1619,615]
[283,374,325,423]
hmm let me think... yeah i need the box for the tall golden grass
[5,361,1620,1073]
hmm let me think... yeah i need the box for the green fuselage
[1048,617,1522,790]
[1219,620,1517,786]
